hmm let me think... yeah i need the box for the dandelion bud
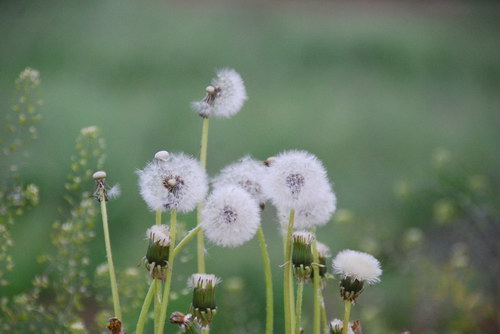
[316,241,332,279]
[188,273,221,329]
[107,317,123,334]
[191,68,247,119]
[292,231,315,282]
[332,250,382,302]
[329,318,354,334]
[144,225,171,280]
[170,312,196,334]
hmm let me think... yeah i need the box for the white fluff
[330,319,354,334]
[137,152,208,213]
[332,249,382,284]
[316,241,331,259]
[263,150,335,214]
[202,185,260,248]
[292,231,315,245]
[187,273,221,290]
[211,156,268,205]
[146,225,170,247]
[191,68,247,119]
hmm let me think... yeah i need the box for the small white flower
[330,319,354,334]
[17,67,41,86]
[137,152,208,212]
[187,273,221,290]
[332,249,382,285]
[263,150,335,213]
[211,156,268,206]
[191,68,247,118]
[202,185,260,247]
[80,126,99,136]
[146,225,171,247]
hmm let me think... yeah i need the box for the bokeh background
[1,0,499,333]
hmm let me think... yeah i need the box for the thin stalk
[257,226,274,334]
[284,209,296,334]
[342,300,352,334]
[201,329,210,334]
[312,239,321,334]
[197,116,209,273]
[136,280,156,334]
[173,225,202,258]
[320,291,328,332]
[156,210,178,334]
[99,197,122,320]
[154,279,162,333]
[295,281,304,334]
[156,210,162,226]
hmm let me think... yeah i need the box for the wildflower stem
[136,279,156,334]
[173,225,202,258]
[197,116,210,273]
[320,291,328,332]
[257,226,274,334]
[284,209,296,334]
[201,329,210,334]
[342,300,352,334]
[154,279,162,333]
[156,210,162,225]
[295,281,304,334]
[156,209,177,334]
[312,239,321,334]
[99,196,122,320]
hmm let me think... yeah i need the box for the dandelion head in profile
[332,249,382,302]
[92,170,121,202]
[316,241,332,279]
[144,224,171,280]
[291,231,315,282]
[263,150,335,212]
[191,68,247,119]
[329,318,354,334]
[211,156,268,208]
[188,273,221,329]
[137,151,208,213]
[202,185,260,248]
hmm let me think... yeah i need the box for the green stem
[156,210,162,226]
[201,329,210,334]
[173,225,202,258]
[342,300,352,334]
[197,116,209,274]
[284,209,296,334]
[99,197,122,320]
[257,226,274,334]
[156,210,177,334]
[312,238,321,334]
[320,290,328,332]
[295,281,304,334]
[154,279,162,333]
[136,280,156,334]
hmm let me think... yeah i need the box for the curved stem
[295,281,304,334]
[257,226,274,334]
[284,209,296,334]
[136,280,156,334]
[156,210,177,334]
[312,239,321,334]
[197,117,209,273]
[342,300,352,334]
[173,225,202,258]
[99,197,122,320]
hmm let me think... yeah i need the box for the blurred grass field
[1,0,499,332]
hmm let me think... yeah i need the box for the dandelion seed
[137,151,208,213]
[191,68,247,118]
[202,185,260,248]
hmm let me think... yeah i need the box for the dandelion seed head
[138,152,208,212]
[187,273,221,290]
[146,225,171,247]
[191,68,247,119]
[202,185,260,248]
[212,156,268,205]
[332,249,382,285]
[316,241,331,259]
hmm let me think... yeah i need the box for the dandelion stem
[197,116,210,273]
[156,210,162,226]
[154,210,162,333]
[201,329,210,334]
[257,226,274,334]
[173,225,202,258]
[156,210,177,334]
[320,290,328,332]
[99,197,122,320]
[312,238,321,334]
[342,300,352,334]
[295,281,304,334]
[284,209,296,334]
[136,279,156,334]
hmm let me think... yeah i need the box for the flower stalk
[342,300,352,334]
[136,280,156,334]
[295,281,304,334]
[284,209,296,334]
[257,226,274,334]
[197,116,210,273]
[312,238,321,334]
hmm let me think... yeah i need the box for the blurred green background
[1,0,499,333]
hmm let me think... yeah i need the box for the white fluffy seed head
[137,152,208,213]
[202,185,260,248]
[212,156,268,206]
[187,273,221,290]
[316,241,332,259]
[330,319,354,334]
[332,249,382,285]
[146,225,171,247]
[191,68,247,119]
[263,150,336,215]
